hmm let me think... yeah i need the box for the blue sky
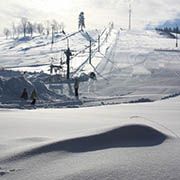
[0,0,180,33]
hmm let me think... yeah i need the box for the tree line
[3,17,65,39]
[155,26,180,34]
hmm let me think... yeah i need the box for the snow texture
[0,97,180,179]
[0,29,180,108]
[0,28,180,179]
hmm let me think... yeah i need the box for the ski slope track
[82,30,180,105]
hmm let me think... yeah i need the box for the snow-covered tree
[17,24,23,38]
[45,20,50,36]
[62,22,65,31]
[3,28,11,39]
[12,23,17,39]
[2,18,65,40]
[27,21,34,37]
[21,17,28,37]
[58,22,64,32]
[52,20,59,33]
[174,27,179,33]
[78,12,85,31]
[37,23,44,35]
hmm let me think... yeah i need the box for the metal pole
[106,32,108,42]
[67,54,70,79]
[89,40,92,64]
[51,26,54,50]
[129,4,132,30]
[176,28,178,48]
[50,64,53,74]
[98,34,100,52]
[52,26,54,44]
[65,48,72,79]
[66,49,70,79]
[62,31,71,79]
[67,37,69,49]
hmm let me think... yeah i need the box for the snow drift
[3,124,168,163]
[0,97,179,180]
[0,72,68,103]
[0,76,33,101]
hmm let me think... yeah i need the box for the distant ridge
[146,18,180,30]
[157,18,180,29]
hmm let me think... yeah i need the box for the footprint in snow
[0,167,21,176]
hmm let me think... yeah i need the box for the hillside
[0,28,180,108]
[157,18,180,29]
[1,27,180,180]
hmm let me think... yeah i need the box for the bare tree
[12,23,17,39]
[32,23,38,33]
[37,23,44,35]
[27,21,34,37]
[3,18,65,40]
[3,28,11,39]
[58,22,65,33]
[17,24,23,38]
[51,24,55,45]
[45,20,50,36]
[52,19,59,33]
[21,17,28,37]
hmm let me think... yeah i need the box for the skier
[78,12,85,31]
[30,89,37,105]
[20,88,28,100]
[74,77,79,99]
[89,72,96,80]
[88,72,97,93]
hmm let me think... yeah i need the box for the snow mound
[17,36,32,42]
[32,80,66,100]
[0,76,33,101]
[5,125,168,162]
[0,74,68,102]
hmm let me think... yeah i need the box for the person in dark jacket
[74,77,79,99]
[30,89,37,105]
[20,88,28,100]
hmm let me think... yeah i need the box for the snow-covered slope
[157,18,180,29]
[0,31,96,72]
[0,96,180,179]
[80,29,180,104]
[0,28,180,179]
[0,28,180,107]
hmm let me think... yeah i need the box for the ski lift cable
[72,28,113,77]
[90,63,109,82]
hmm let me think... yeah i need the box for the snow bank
[0,70,68,103]
[29,124,168,153]
[0,76,33,101]
[1,29,180,107]
[0,97,179,180]
[4,124,167,162]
